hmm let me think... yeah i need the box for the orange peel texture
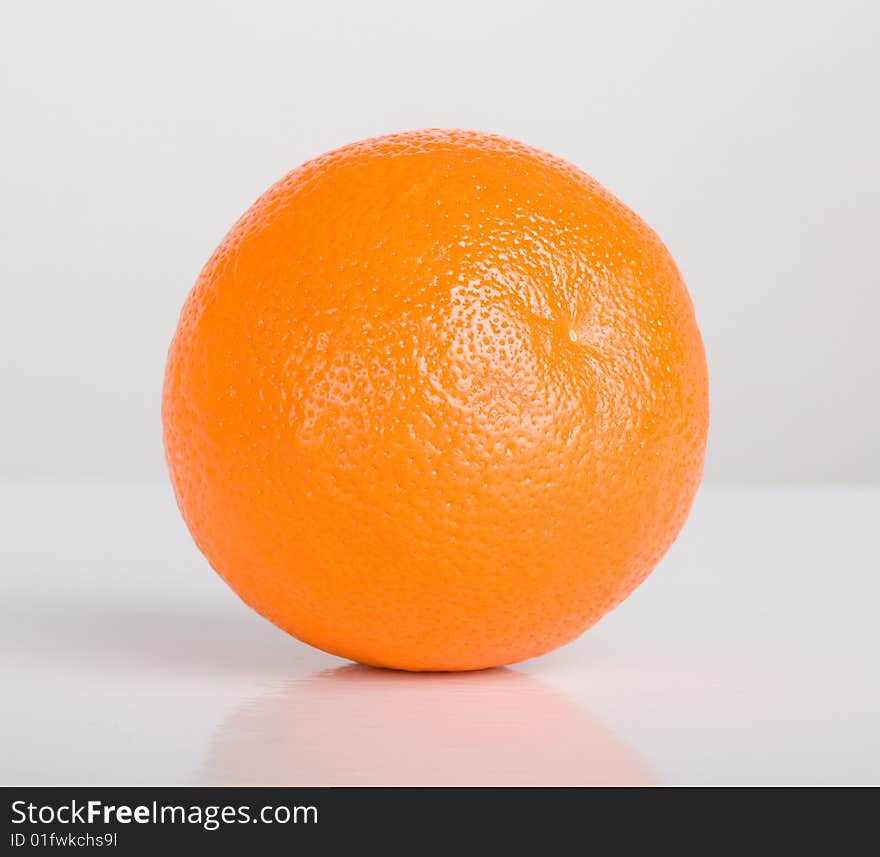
[163,130,709,671]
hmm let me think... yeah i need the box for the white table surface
[2,482,877,786]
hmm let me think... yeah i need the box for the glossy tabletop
[2,483,877,785]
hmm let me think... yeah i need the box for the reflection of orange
[163,129,708,671]
[197,666,652,786]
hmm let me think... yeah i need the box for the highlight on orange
[162,129,709,671]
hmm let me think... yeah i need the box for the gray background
[2,0,878,483]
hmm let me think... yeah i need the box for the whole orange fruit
[163,129,708,671]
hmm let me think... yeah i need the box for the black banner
[4,786,647,850]
[2,785,867,851]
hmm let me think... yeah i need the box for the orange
[163,129,708,671]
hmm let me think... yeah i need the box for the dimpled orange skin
[163,129,708,672]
